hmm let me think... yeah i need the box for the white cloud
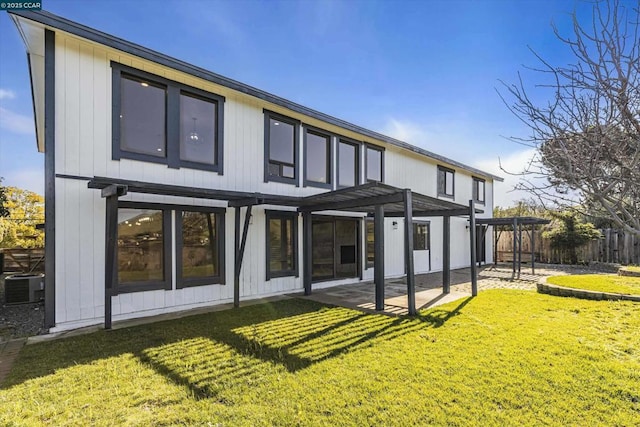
[0,89,16,100]
[0,107,34,135]
[379,118,434,146]
[473,148,538,207]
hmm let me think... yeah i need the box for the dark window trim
[265,209,299,280]
[116,201,173,293]
[303,124,333,189]
[365,217,374,269]
[263,110,300,186]
[111,62,225,174]
[472,176,486,205]
[437,165,455,199]
[337,137,361,189]
[365,143,385,183]
[175,207,226,289]
[413,220,431,251]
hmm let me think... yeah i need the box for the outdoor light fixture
[188,117,201,145]
[392,221,398,230]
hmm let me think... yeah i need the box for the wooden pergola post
[403,190,416,315]
[374,204,385,311]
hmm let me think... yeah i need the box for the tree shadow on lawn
[3,297,473,400]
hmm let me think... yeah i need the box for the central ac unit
[4,274,45,304]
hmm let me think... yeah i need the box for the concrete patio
[298,264,592,316]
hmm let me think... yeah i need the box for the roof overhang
[10,14,45,152]
[10,9,503,182]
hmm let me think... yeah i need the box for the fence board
[0,248,45,273]
[496,228,640,265]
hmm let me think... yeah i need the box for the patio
[298,264,592,316]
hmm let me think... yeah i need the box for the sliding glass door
[312,217,359,281]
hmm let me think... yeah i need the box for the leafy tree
[500,0,640,236]
[543,211,601,264]
[0,178,9,218]
[0,186,44,248]
[493,199,548,219]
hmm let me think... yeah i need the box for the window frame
[263,110,300,186]
[111,62,225,174]
[116,201,173,294]
[303,125,333,189]
[265,210,299,280]
[413,221,430,251]
[175,206,226,289]
[365,144,385,183]
[337,137,361,189]
[472,176,486,205]
[437,165,455,199]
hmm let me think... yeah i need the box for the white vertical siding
[50,32,496,332]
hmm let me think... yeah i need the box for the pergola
[475,216,550,279]
[89,177,482,328]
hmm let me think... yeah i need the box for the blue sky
[0,0,622,206]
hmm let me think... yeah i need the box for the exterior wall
[50,31,496,331]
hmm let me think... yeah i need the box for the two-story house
[9,10,502,332]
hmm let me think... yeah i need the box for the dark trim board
[43,28,55,329]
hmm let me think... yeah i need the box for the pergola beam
[298,192,404,213]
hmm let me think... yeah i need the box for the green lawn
[548,274,640,295]
[1,291,639,426]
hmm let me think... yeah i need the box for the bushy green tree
[0,186,44,248]
[0,178,9,218]
[543,211,601,264]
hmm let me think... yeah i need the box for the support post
[511,218,517,280]
[234,208,241,308]
[443,215,451,294]
[531,224,536,274]
[303,212,312,296]
[104,194,118,330]
[374,204,385,311]
[469,200,478,296]
[403,190,416,315]
[517,221,523,279]
[494,227,499,267]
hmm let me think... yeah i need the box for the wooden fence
[0,248,45,273]
[496,228,640,266]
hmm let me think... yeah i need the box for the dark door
[312,218,359,280]
[476,225,487,264]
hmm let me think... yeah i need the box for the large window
[365,145,384,183]
[473,177,486,204]
[437,166,455,198]
[338,139,360,188]
[116,204,172,292]
[413,222,430,251]
[266,211,298,279]
[176,209,225,288]
[304,127,332,188]
[264,111,299,185]
[112,63,224,173]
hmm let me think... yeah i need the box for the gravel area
[0,274,46,342]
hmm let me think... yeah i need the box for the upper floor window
[112,63,225,173]
[437,166,455,198]
[473,177,486,204]
[338,139,360,188]
[264,111,299,185]
[304,127,332,188]
[365,145,384,183]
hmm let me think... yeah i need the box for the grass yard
[548,274,640,295]
[1,290,639,426]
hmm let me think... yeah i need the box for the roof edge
[9,9,504,182]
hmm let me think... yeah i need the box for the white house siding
[48,30,496,331]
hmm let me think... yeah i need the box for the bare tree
[499,0,640,236]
